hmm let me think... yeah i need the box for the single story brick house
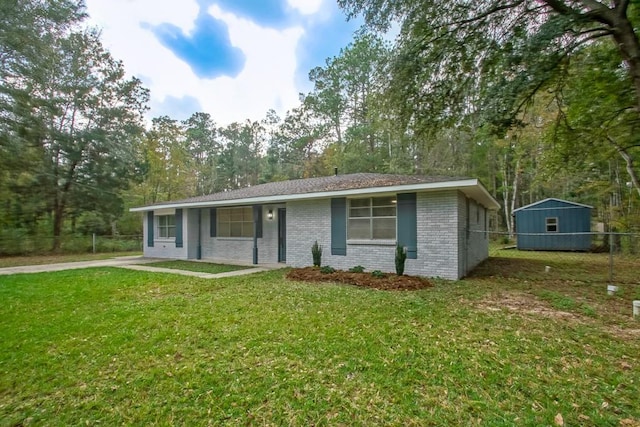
[131,173,500,279]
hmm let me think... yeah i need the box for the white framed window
[217,207,254,238]
[348,196,396,240]
[546,217,558,232]
[157,215,176,239]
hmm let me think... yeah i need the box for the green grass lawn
[0,255,638,425]
[141,260,252,274]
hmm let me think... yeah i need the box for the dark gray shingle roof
[158,173,469,206]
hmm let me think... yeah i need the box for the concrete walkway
[0,256,273,279]
[117,263,271,279]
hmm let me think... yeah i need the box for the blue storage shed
[513,198,592,251]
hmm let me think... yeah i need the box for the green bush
[95,237,142,253]
[0,228,29,255]
[61,235,92,254]
[320,266,335,274]
[371,270,385,278]
[395,244,407,276]
[0,231,142,256]
[311,240,322,267]
[349,265,365,273]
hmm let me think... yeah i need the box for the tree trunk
[562,2,640,120]
[510,158,521,237]
[609,13,640,116]
[501,153,512,236]
[52,202,64,252]
[617,146,640,197]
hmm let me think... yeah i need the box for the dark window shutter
[397,193,417,259]
[253,205,263,238]
[175,209,183,248]
[147,211,154,247]
[210,208,216,237]
[331,198,347,256]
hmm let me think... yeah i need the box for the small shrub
[349,265,365,273]
[320,265,335,274]
[311,240,322,267]
[395,244,407,276]
[61,235,92,254]
[537,290,577,310]
[581,305,597,317]
[371,270,385,278]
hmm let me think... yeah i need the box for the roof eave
[130,178,501,212]
[512,197,593,213]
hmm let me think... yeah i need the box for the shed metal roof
[131,173,500,212]
[512,198,593,213]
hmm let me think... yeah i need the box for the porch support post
[197,208,202,260]
[253,236,258,264]
[253,206,259,264]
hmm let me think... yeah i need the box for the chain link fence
[480,231,640,286]
[0,234,143,256]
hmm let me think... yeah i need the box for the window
[348,196,396,240]
[546,217,558,232]
[157,215,176,239]
[217,207,254,238]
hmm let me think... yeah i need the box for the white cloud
[85,0,306,125]
[85,0,198,97]
[206,5,304,123]
[86,0,200,32]
[287,0,324,15]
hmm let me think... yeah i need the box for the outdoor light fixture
[267,209,274,220]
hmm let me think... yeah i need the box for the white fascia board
[130,178,501,212]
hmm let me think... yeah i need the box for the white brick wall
[419,191,460,279]
[287,199,332,268]
[200,204,284,264]
[143,205,284,264]
[466,198,489,272]
[287,191,469,280]
[142,192,491,280]
[143,210,188,259]
[456,194,489,277]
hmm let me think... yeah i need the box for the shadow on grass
[470,250,639,285]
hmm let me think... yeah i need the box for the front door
[278,208,286,262]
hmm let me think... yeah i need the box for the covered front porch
[143,203,287,266]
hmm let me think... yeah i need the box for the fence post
[608,232,613,285]
[93,233,96,254]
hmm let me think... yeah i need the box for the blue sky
[85,0,361,125]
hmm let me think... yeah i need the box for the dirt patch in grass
[475,292,584,321]
[606,325,640,340]
[286,267,433,291]
[470,257,552,279]
[475,291,640,340]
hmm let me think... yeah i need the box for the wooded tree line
[1,0,639,252]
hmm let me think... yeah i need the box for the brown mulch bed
[286,267,433,291]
